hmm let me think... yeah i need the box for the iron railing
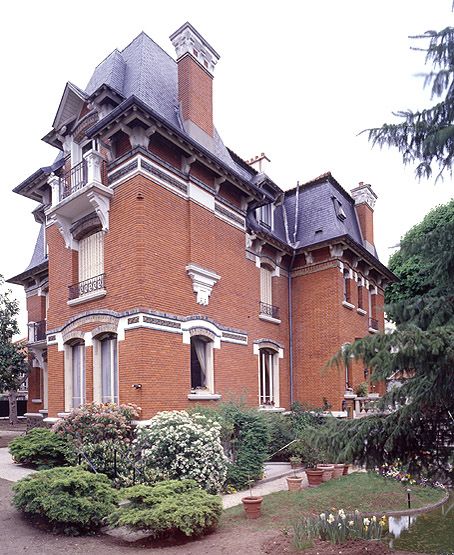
[69,273,105,301]
[369,317,379,330]
[259,301,279,319]
[59,160,88,200]
[28,320,46,343]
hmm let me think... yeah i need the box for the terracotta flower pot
[332,463,345,478]
[286,476,304,491]
[317,464,334,481]
[305,468,324,487]
[242,496,263,519]
[342,464,351,476]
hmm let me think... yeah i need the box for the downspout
[284,182,300,406]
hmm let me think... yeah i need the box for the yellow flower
[327,514,335,524]
[320,513,326,520]
[363,518,370,526]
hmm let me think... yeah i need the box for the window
[71,342,85,408]
[256,203,272,229]
[341,343,351,389]
[79,231,104,284]
[190,336,214,392]
[100,335,118,403]
[333,197,346,221]
[357,278,364,309]
[258,348,279,407]
[343,269,351,303]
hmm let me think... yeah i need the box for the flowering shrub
[293,509,386,547]
[53,403,141,483]
[135,411,228,493]
[53,403,140,446]
[109,480,222,537]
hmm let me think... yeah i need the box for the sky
[0,0,453,335]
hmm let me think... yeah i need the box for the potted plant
[241,480,263,519]
[293,428,325,487]
[316,463,334,481]
[355,382,369,398]
[286,465,304,492]
[332,463,345,478]
[342,463,351,475]
[289,455,302,469]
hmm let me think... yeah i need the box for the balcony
[28,320,46,344]
[59,160,87,201]
[259,302,280,324]
[45,150,113,249]
[68,273,106,305]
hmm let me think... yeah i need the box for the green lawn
[222,472,445,531]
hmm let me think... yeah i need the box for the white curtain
[101,337,118,403]
[193,337,207,386]
[71,344,85,408]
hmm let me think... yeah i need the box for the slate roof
[85,32,253,181]
[8,224,47,285]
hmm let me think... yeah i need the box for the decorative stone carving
[186,264,220,306]
[350,183,377,210]
[87,191,110,231]
[170,22,220,76]
[329,244,344,258]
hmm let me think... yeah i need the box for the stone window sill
[342,301,355,310]
[258,406,286,413]
[31,398,42,404]
[357,308,367,315]
[368,327,380,334]
[67,289,107,306]
[259,313,281,325]
[187,393,222,401]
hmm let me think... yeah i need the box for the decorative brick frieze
[127,316,140,324]
[143,316,181,329]
[214,202,245,227]
[141,160,188,193]
[108,160,139,184]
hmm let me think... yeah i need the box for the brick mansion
[9,23,395,424]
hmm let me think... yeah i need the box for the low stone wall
[25,413,52,430]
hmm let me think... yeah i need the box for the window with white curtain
[79,231,104,284]
[100,335,118,403]
[258,348,279,407]
[260,266,273,306]
[71,342,85,408]
[190,336,214,392]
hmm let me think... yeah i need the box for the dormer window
[256,203,273,229]
[333,197,346,221]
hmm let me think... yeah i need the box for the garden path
[0,448,34,482]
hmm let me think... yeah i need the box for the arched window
[64,338,85,411]
[190,335,214,393]
[258,348,279,407]
[100,334,118,404]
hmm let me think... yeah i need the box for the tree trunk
[8,390,18,425]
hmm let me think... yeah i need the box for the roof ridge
[121,30,176,65]
[91,47,122,72]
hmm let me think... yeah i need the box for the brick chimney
[350,182,377,253]
[170,22,220,150]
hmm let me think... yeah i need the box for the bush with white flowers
[135,411,228,493]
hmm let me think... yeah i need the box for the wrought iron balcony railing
[28,320,46,343]
[369,317,379,331]
[259,301,279,320]
[59,160,88,201]
[68,273,105,301]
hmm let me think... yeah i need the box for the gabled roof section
[52,82,88,130]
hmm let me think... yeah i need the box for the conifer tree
[366,26,454,180]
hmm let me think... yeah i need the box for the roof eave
[86,96,273,202]
[7,260,49,286]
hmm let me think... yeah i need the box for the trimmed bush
[9,428,74,469]
[109,479,222,538]
[12,466,118,534]
[135,411,228,493]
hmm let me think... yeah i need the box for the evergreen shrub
[109,479,222,538]
[9,428,74,469]
[12,466,118,534]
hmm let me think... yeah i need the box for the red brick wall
[177,55,213,136]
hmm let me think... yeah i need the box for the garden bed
[222,472,445,531]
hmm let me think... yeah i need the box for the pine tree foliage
[318,201,454,483]
[366,26,454,180]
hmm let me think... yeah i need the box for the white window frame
[100,335,118,404]
[64,341,85,411]
[256,203,273,229]
[78,231,104,286]
[258,348,280,408]
[189,335,214,394]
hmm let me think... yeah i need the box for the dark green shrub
[109,479,222,538]
[264,412,295,461]
[12,466,118,534]
[191,401,270,490]
[9,428,74,469]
